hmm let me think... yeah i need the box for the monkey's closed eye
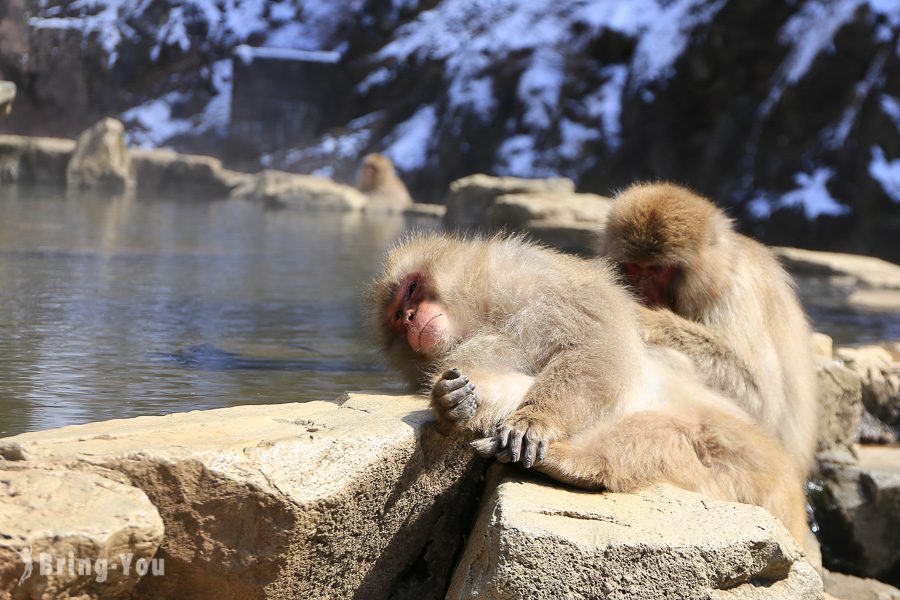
[407,281,417,297]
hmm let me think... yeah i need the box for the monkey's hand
[492,406,553,469]
[430,368,480,425]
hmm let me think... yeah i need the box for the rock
[485,191,612,230]
[0,134,76,187]
[0,394,482,599]
[403,203,446,219]
[812,445,900,582]
[524,219,602,256]
[814,332,834,360]
[822,570,900,600]
[245,169,368,211]
[0,81,15,117]
[66,118,133,194]
[774,248,900,313]
[835,344,900,441]
[443,174,575,230]
[448,470,822,599]
[816,359,863,459]
[131,148,249,199]
[0,468,164,599]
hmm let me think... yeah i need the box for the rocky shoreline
[1,117,899,599]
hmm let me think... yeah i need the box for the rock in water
[66,118,134,194]
[0,81,15,117]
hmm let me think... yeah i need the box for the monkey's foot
[496,408,553,469]
[431,368,479,424]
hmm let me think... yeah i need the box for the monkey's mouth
[415,313,444,353]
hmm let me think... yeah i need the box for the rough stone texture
[835,344,900,440]
[774,248,900,312]
[0,81,14,117]
[443,175,575,230]
[66,118,133,194]
[448,470,822,600]
[813,446,900,583]
[403,203,446,219]
[246,169,368,211]
[823,570,900,600]
[131,148,250,199]
[0,468,164,599]
[0,394,482,600]
[485,191,612,230]
[813,332,834,360]
[0,134,75,187]
[816,358,864,459]
[524,219,602,256]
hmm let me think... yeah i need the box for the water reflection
[0,188,431,436]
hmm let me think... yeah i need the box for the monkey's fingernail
[523,457,533,468]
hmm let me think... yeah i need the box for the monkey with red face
[370,233,810,548]
[603,183,818,474]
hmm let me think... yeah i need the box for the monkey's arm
[638,306,763,408]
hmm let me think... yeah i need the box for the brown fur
[370,233,811,550]
[357,153,413,209]
[604,182,819,474]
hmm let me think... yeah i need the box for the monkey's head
[370,234,470,384]
[358,153,395,192]
[604,182,731,310]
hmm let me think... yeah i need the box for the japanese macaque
[357,153,414,210]
[370,233,809,547]
[603,183,818,474]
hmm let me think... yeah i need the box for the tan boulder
[448,470,822,599]
[0,394,481,599]
[0,81,15,117]
[66,118,133,194]
[131,147,251,199]
[443,174,575,229]
[0,468,164,599]
[0,134,75,187]
[247,169,368,211]
[816,358,864,458]
[486,191,612,230]
[836,344,900,443]
[813,332,834,360]
[403,203,446,219]
[823,570,900,600]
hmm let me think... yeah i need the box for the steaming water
[0,188,896,436]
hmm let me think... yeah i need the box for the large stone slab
[835,343,900,443]
[131,148,250,199]
[816,358,863,459]
[0,134,76,187]
[448,471,821,599]
[813,445,900,582]
[443,174,576,230]
[0,81,15,117]
[822,570,900,600]
[246,169,368,211]
[0,468,164,599]
[0,394,482,599]
[486,191,612,230]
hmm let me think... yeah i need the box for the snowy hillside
[6,0,900,257]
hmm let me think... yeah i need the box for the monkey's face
[384,272,455,357]
[621,262,678,309]
[359,164,377,190]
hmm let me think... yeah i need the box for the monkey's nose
[404,309,416,322]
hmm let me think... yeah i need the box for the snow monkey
[603,182,818,474]
[370,233,809,547]
[357,153,414,209]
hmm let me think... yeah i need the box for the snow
[558,119,600,161]
[880,94,900,129]
[518,49,565,129]
[234,45,341,65]
[122,59,232,147]
[496,135,559,178]
[749,169,850,219]
[385,105,438,171]
[582,65,629,149]
[869,146,900,203]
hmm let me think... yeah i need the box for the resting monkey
[357,153,414,209]
[370,233,809,547]
[603,183,818,473]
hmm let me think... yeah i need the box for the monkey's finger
[437,384,475,409]
[442,368,464,380]
[447,395,476,421]
[508,430,524,463]
[432,376,469,397]
[470,436,502,458]
[498,426,512,448]
[536,439,548,464]
[495,448,513,463]
[522,437,538,469]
